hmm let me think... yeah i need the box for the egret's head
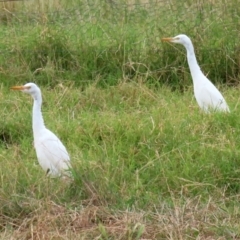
[162,34,191,46]
[11,83,41,97]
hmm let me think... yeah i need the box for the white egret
[11,83,72,178]
[162,34,230,113]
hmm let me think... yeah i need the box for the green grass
[0,0,240,238]
[0,0,239,87]
[0,82,240,238]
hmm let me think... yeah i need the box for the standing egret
[11,83,72,178]
[162,34,230,113]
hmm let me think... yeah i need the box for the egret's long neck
[32,92,45,137]
[184,42,203,82]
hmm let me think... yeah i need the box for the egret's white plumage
[11,83,71,178]
[162,34,230,113]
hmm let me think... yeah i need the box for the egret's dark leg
[46,168,50,175]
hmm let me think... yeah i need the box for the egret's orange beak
[161,37,174,42]
[11,86,29,91]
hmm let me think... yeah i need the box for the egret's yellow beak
[161,37,174,42]
[11,86,28,91]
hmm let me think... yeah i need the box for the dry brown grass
[0,0,65,23]
[0,194,238,240]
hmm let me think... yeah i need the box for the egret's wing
[199,81,229,112]
[34,129,71,177]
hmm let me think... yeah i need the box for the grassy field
[0,82,240,239]
[0,0,239,88]
[0,0,240,239]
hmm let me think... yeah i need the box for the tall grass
[1,82,240,238]
[0,0,239,88]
